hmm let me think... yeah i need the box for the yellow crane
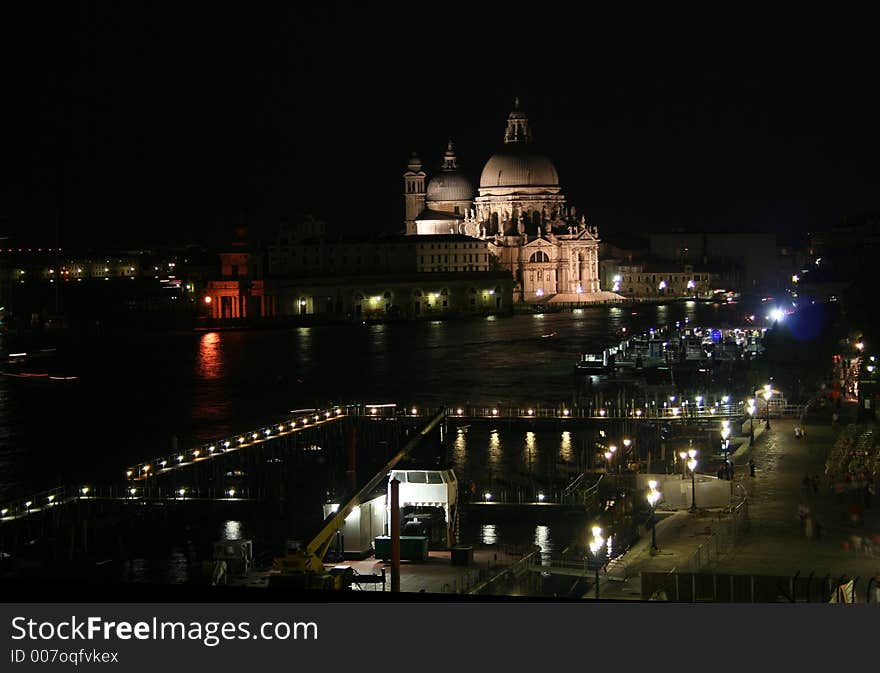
[270,409,446,590]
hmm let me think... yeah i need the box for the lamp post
[720,421,731,461]
[609,445,618,474]
[679,450,688,480]
[604,451,612,472]
[763,384,772,430]
[687,449,698,512]
[646,480,661,551]
[588,525,605,600]
[747,399,756,446]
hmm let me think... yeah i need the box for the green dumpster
[373,536,429,561]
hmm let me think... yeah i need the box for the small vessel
[541,332,557,338]
[575,352,610,374]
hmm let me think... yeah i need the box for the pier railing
[381,402,748,421]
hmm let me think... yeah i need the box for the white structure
[323,495,388,558]
[404,100,619,304]
[388,469,458,547]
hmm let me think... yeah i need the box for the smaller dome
[426,173,474,202]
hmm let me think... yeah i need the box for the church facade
[404,101,615,304]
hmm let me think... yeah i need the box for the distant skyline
[5,2,879,247]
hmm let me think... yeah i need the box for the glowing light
[484,493,492,501]
[208,445,216,452]
[536,288,544,297]
[856,342,865,351]
[658,280,667,290]
[635,409,643,417]
[411,407,418,415]
[224,441,231,448]
[238,437,245,443]
[722,395,729,403]
[770,308,785,322]
[563,409,570,416]
[143,464,151,473]
[193,450,200,457]
[160,460,167,467]
[47,495,55,503]
[613,275,622,282]
[527,408,534,416]
[456,408,464,415]
[178,488,186,497]
[695,396,703,405]
[80,487,90,496]
[537,493,545,502]
[264,429,271,435]
[203,296,212,304]
[599,409,606,416]
[227,488,236,498]
[687,279,696,289]
[576,285,583,294]
[329,503,340,513]
[370,408,378,415]
[127,489,135,497]
[0,509,7,516]
[491,408,499,416]
[252,433,259,439]
[623,438,632,447]
[126,470,133,478]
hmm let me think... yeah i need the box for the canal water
[0,300,751,578]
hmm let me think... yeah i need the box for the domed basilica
[403,100,610,303]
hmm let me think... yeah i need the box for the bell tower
[403,152,426,235]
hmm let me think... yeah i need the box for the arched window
[529,251,550,263]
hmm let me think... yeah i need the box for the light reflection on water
[534,525,551,565]
[559,431,573,462]
[223,520,243,540]
[481,524,497,544]
[196,332,223,380]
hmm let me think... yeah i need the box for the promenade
[592,405,880,601]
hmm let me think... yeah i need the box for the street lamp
[588,525,605,600]
[604,451,612,472]
[720,421,731,461]
[622,438,632,470]
[678,450,688,480]
[609,445,618,474]
[687,449,698,512]
[747,399,756,445]
[646,480,661,551]
[763,384,772,430]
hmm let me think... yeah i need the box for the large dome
[426,172,474,202]
[479,146,559,189]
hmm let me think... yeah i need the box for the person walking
[749,458,756,477]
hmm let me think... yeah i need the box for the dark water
[0,301,749,576]
[0,301,745,500]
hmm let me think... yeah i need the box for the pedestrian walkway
[583,405,880,600]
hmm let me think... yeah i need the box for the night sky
[5,2,880,248]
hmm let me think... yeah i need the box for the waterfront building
[646,232,780,293]
[599,259,721,299]
[205,222,510,321]
[404,100,619,305]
